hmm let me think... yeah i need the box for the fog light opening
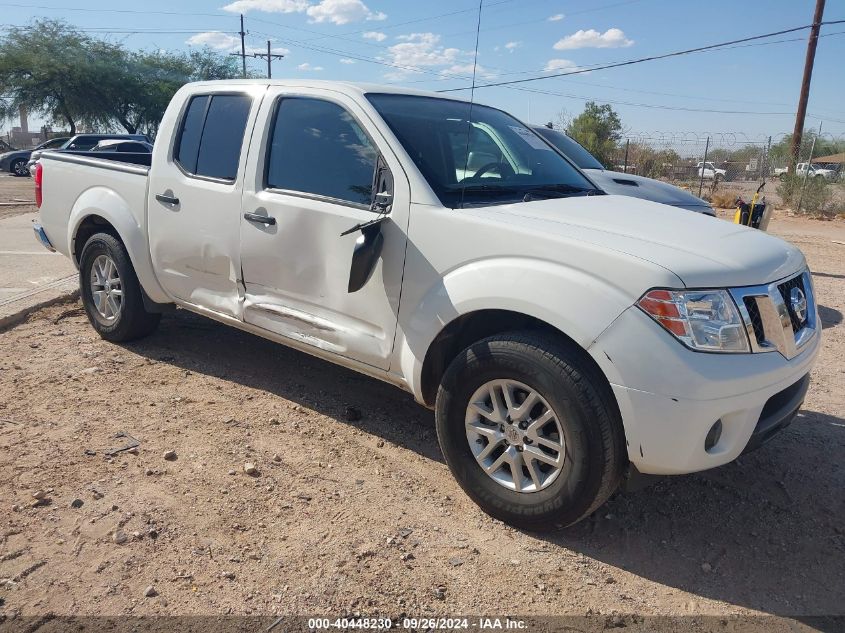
[705,419,723,452]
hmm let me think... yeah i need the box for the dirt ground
[0,174,35,221]
[1,185,844,630]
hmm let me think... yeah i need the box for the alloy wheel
[464,379,565,493]
[90,254,123,322]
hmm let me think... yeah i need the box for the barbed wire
[619,131,845,147]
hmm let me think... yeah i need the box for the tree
[102,49,242,138]
[769,131,844,168]
[624,143,681,179]
[0,20,120,135]
[0,20,243,138]
[565,101,623,168]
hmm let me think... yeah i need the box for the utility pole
[229,14,247,78]
[789,0,825,175]
[250,40,285,79]
[239,14,246,78]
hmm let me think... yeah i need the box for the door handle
[244,212,276,226]
[155,193,179,205]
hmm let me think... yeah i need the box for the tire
[79,232,160,342]
[10,158,27,176]
[435,331,626,530]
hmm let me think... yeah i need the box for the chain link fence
[609,131,845,214]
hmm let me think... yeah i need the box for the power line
[0,24,239,34]
[246,22,844,117]
[393,28,845,91]
[0,3,229,18]
[438,19,845,92]
[503,84,800,116]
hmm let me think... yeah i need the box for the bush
[709,189,742,209]
[777,174,833,216]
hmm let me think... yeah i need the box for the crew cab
[33,81,820,529]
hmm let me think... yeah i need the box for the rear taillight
[34,162,43,208]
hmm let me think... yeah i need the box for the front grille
[743,297,765,345]
[730,270,816,360]
[777,275,806,333]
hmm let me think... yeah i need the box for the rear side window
[68,137,100,150]
[265,98,378,206]
[175,96,208,173]
[175,94,252,181]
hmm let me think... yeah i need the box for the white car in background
[697,161,727,180]
[774,163,838,180]
[796,162,837,180]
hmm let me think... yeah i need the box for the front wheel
[435,332,626,530]
[79,233,160,342]
[10,158,28,176]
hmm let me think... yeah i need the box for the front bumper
[589,304,820,475]
[32,222,56,252]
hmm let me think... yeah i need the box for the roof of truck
[187,79,472,103]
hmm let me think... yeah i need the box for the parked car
[33,81,819,529]
[0,137,69,176]
[26,133,150,173]
[697,161,727,180]
[89,139,153,153]
[533,126,715,215]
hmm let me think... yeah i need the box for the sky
[1,0,844,142]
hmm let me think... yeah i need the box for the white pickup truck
[33,80,819,529]
[775,162,837,180]
[696,161,727,180]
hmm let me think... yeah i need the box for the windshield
[367,93,598,208]
[35,138,66,150]
[532,127,605,171]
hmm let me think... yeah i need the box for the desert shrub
[777,174,833,215]
[709,190,743,208]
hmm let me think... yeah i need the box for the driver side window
[265,97,379,207]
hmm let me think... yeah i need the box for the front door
[148,89,261,317]
[239,88,409,370]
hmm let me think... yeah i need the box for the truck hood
[583,168,713,214]
[480,195,805,288]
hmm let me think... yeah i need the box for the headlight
[637,289,749,353]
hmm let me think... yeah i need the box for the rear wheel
[79,233,160,342]
[435,332,626,529]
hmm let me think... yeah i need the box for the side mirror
[345,155,393,293]
[348,222,384,293]
[373,191,392,211]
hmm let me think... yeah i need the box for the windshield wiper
[522,184,605,200]
[452,183,522,193]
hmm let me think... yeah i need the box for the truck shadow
[126,309,844,618]
[127,308,443,463]
[543,408,845,617]
[818,304,842,329]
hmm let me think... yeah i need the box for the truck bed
[60,150,152,168]
[37,151,150,265]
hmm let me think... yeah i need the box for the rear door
[148,88,262,317]
[238,87,410,370]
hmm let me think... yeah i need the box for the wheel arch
[67,188,170,304]
[416,308,618,414]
